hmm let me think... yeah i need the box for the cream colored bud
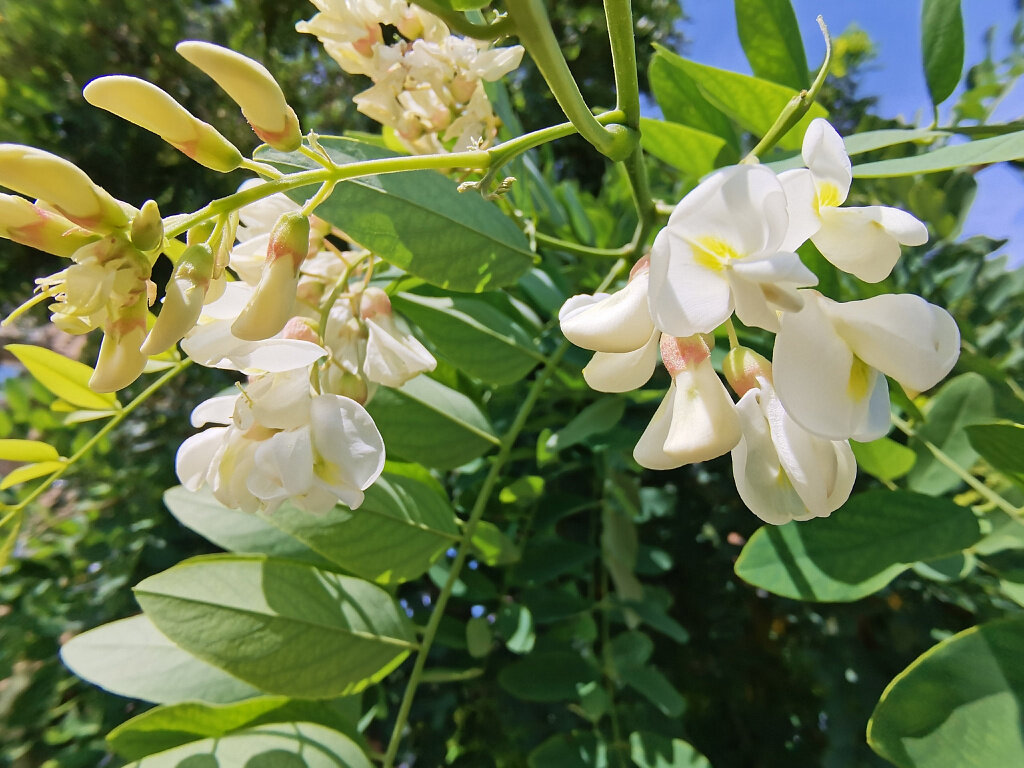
[0,194,100,257]
[176,41,302,153]
[0,145,128,231]
[186,220,216,246]
[267,211,311,271]
[90,300,148,392]
[723,346,773,398]
[83,76,242,173]
[131,199,164,251]
[141,243,214,355]
[281,316,319,344]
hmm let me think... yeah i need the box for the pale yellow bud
[0,194,100,257]
[141,243,214,355]
[0,145,128,232]
[131,199,164,252]
[176,41,302,152]
[90,299,148,392]
[83,76,242,173]
[723,346,773,398]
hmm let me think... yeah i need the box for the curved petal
[632,381,680,470]
[729,251,818,332]
[825,293,960,393]
[778,168,821,251]
[249,427,315,504]
[175,428,226,490]
[310,395,386,503]
[190,395,237,427]
[801,118,852,203]
[648,229,733,336]
[814,206,918,282]
[773,291,879,440]
[559,273,654,353]
[364,315,436,387]
[583,329,660,392]
[851,373,892,443]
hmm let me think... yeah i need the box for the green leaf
[629,731,711,768]
[120,722,371,768]
[734,490,983,602]
[60,615,261,704]
[134,555,417,698]
[391,291,540,386]
[966,422,1024,479]
[5,344,119,410]
[465,617,492,659]
[495,602,535,654]
[650,45,828,152]
[262,469,460,584]
[852,129,1024,177]
[868,616,1024,768]
[735,0,809,90]
[545,398,626,454]
[625,666,686,717]
[0,459,65,489]
[163,486,336,569]
[258,138,533,292]
[528,732,608,768]
[851,437,917,482]
[498,651,598,702]
[367,374,498,469]
[649,53,738,148]
[107,697,362,761]
[0,438,60,462]
[470,520,520,566]
[0,509,23,571]
[922,0,965,107]
[908,373,996,495]
[638,118,731,179]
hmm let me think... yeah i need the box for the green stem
[741,16,832,163]
[892,414,1022,517]
[6,359,192,514]
[411,0,515,39]
[534,230,637,258]
[622,146,657,253]
[380,259,628,768]
[603,0,640,128]
[505,0,634,161]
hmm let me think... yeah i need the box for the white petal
[648,229,733,336]
[363,315,436,387]
[310,395,386,504]
[175,428,226,490]
[633,381,680,470]
[232,339,327,373]
[190,395,237,427]
[778,168,822,251]
[729,252,818,332]
[773,291,882,440]
[852,373,892,443]
[559,272,655,354]
[583,329,659,392]
[813,206,914,282]
[197,281,253,320]
[801,118,852,203]
[825,293,961,393]
[249,428,315,502]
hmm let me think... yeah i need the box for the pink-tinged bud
[723,346,773,398]
[326,368,372,405]
[176,41,302,152]
[659,334,710,378]
[90,299,148,392]
[141,243,214,355]
[281,316,319,344]
[83,76,242,173]
[359,287,392,320]
[0,194,100,257]
[131,200,164,252]
[231,212,310,341]
[0,145,128,232]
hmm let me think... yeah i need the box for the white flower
[779,118,928,282]
[773,290,960,441]
[633,334,741,470]
[648,165,817,336]
[732,376,857,525]
[559,260,659,393]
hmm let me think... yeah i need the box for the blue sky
[678,1,1024,266]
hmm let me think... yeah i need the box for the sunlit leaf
[922,0,965,107]
[5,343,119,410]
[735,0,809,90]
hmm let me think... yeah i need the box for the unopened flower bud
[723,346,773,398]
[83,76,242,173]
[90,299,148,392]
[659,333,710,378]
[141,243,214,355]
[176,41,302,153]
[359,286,392,319]
[326,369,372,405]
[0,145,128,232]
[131,200,164,252]
[281,316,319,344]
[231,212,310,341]
[0,194,100,257]
[187,220,216,246]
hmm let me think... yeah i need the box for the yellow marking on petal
[693,236,741,272]
[817,182,841,210]
[848,356,872,400]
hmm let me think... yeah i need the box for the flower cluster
[560,119,960,525]
[298,0,524,153]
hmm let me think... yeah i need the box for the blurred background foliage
[0,1,1023,767]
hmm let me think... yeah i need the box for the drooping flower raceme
[779,118,928,282]
[773,290,960,441]
[648,164,818,336]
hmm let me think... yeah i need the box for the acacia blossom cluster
[298,0,524,153]
[560,119,960,525]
